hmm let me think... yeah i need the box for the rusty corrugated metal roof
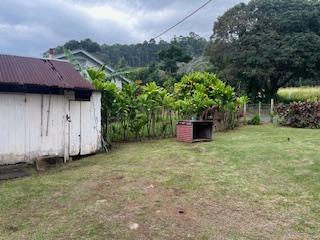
[0,54,93,90]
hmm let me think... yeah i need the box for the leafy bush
[275,102,320,128]
[174,72,243,118]
[247,114,261,125]
[128,112,148,140]
[175,72,236,110]
[173,72,249,131]
[277,87,320,103]
[89,69,248,143]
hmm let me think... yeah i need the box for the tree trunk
[122,121,126,141]
[169,111,174,136]
[151,112,156,137]
[147,118,151,138]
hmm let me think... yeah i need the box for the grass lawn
[1,124,320,239]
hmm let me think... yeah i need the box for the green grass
[277,86,320,103]
[1,125,320,239]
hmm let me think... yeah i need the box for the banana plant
[140,82,166,137]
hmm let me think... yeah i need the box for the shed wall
[0,91,101,165]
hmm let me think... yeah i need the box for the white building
[0,54,101,165]
[55,49,131,89]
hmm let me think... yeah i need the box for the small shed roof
[0,54,93,90]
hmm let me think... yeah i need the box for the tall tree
[205,0,320,101]
[159,44,192,74]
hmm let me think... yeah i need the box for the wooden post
[258,102,261,118]
[243,103,247,123]
[270,98,274,123]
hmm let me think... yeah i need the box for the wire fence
[242,100,274,123]
[105,99,276,143]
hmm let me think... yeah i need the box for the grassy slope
[1,125,320,239]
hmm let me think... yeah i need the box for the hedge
[275,102,320,128]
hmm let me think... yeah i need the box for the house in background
[0,54,101,165]
[55,49,131,89]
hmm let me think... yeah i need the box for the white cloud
[0,0,246,56]
[80,4,134,24]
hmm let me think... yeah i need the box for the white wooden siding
[69,101,81,156]
[0,91,101,165]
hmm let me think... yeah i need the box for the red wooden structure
[176,120,213,143]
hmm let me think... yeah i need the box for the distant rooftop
[55,49,131,83]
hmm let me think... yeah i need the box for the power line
[152,0,213,39]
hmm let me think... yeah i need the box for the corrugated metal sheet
[0,54,93,90]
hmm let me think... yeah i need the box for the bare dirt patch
[91,180,299,239]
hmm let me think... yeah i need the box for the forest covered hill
[53,32,207,68]
[52,0,320,102]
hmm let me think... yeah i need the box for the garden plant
[88,69,247,143]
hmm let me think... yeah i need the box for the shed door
[69,101,81,156]
[80,101,95,155]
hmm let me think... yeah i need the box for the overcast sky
[0,0,246,57]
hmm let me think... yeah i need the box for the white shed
[0,54,101,165]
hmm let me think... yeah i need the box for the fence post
[270,98,274,123]
[258,102,261,118]
[243,103,247,123]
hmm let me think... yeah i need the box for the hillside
[53,32,207,68]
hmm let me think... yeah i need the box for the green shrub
[248,114,261,125]
[90,69,248,142]
[277,87,320,103]
[174,72,243,119]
